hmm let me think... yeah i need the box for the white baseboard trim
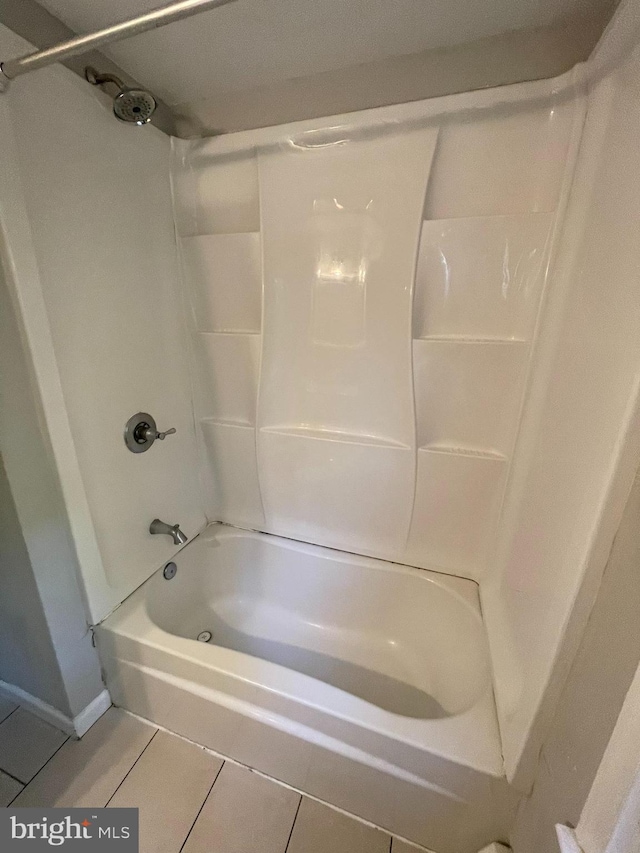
[72,689,111,737]
[556,825,584,853]
[0,680,111,737]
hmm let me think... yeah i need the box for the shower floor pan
[97,524,514,852]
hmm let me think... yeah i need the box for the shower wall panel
[256,128,437,556]
[174,148,266,531]
[404,100,576,574]
[173,85,578,579]
[483,28,640,786]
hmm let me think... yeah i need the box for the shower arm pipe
[0,0,237,88]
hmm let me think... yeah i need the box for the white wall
[509,466,640,851]
[172,74,582,581]
[169,6,617,134]
[0,453,70,714]
[574,642,640,853]
[0,235,104,721]
[0,25,205,624]
[483,2,640,788]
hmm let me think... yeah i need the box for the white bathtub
[97,525,515,851]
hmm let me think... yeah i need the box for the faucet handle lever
[156,427,176,440]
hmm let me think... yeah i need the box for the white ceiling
[38,0,610,109]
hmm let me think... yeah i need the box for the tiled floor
[0,702,428,853]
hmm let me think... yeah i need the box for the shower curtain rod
[0,0,237,88]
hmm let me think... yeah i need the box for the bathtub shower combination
[2,2,640,851]
[100,527,508,850]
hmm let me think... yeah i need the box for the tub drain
[197,631,212,643]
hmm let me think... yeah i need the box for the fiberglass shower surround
[172,95,573,578]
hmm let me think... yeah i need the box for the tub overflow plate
[197,631,212,643]
[163,562,177,580]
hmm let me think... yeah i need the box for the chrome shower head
[85,66,157,126]
[113,88,157,125]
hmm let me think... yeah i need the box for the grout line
[1,767,30,787]
[7,783,24,806]
[283,794,303,853]
[178,759,225,852]
[12,734,70,788]
[0,705,20,727]
[7,708,420,849]
[105,729,159,806]
[121,709,435,852]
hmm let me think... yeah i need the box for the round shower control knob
[124,412,176,453]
